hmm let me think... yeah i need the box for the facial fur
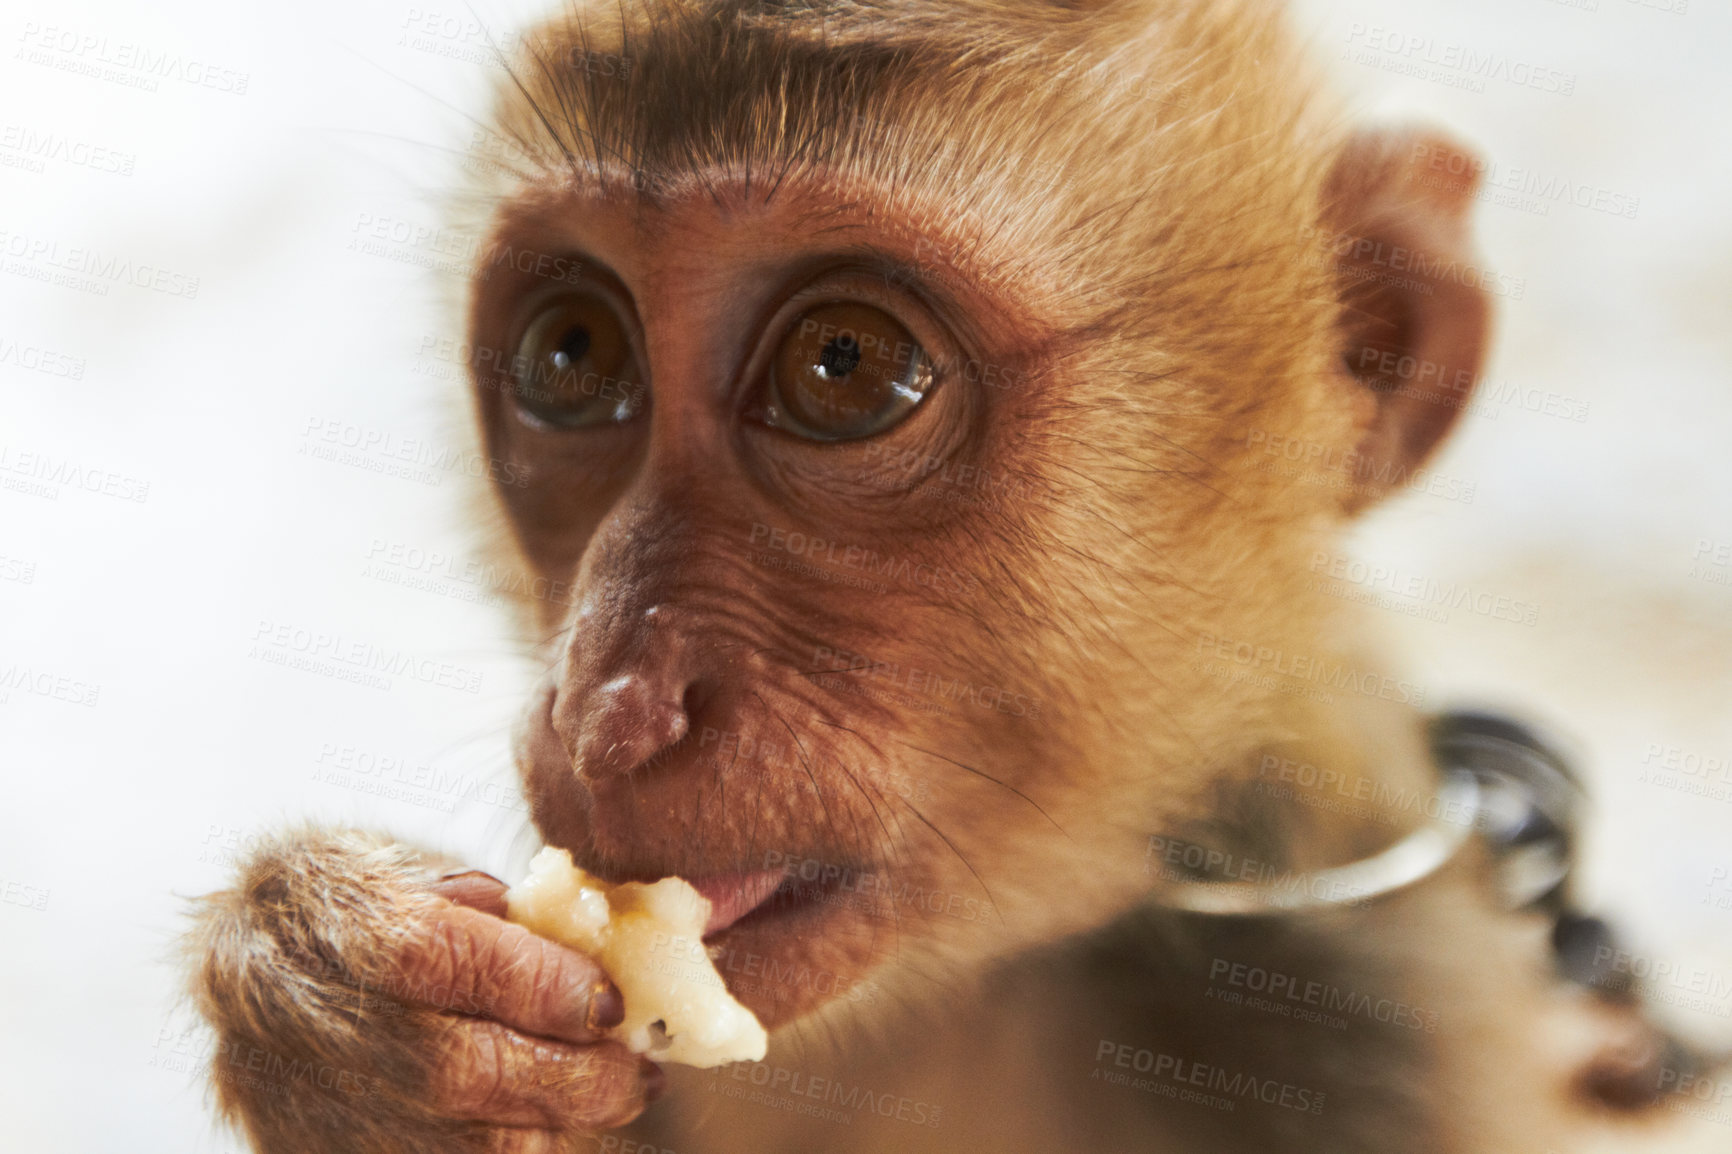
[451,0,1459,1031]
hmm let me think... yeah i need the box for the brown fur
[448,0,1428,1004]
[184,830,479,1152]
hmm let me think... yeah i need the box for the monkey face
[468,182,1105,1025]
[461,2,1490,1031]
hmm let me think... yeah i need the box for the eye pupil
[555,326,592,368]
[818,336,861,378]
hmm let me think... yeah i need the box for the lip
[680,866,884,1028]
[690,867,873,939]
[688,870,788,936]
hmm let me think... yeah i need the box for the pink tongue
[691,870,787,936]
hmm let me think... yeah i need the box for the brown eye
[766,302,934,441]
[512,294,645,428]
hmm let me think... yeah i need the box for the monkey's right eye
[511,294,645,428]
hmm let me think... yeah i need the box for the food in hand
[506,846,769,1068]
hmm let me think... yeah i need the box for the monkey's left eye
[511,293,645,428]
[763,302,934,441]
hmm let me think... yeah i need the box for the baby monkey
[187,1,1700,1151]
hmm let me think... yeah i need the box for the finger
[431,870,509,919]
[385,903,625,1044]
[433,1018,651,1131]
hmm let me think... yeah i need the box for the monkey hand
[185,828,661,1154]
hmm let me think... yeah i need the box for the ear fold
[1321,128,1494,511]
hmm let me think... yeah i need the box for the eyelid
[508,277,643,356]
[741,271,960,410]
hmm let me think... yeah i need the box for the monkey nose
[566,673,695,782]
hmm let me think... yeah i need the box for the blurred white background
[0,0,1728,1150]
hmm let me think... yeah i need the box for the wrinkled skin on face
[463,0,1491,1032]
[481,182,1117,1025]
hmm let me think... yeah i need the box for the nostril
[680,677,716,726]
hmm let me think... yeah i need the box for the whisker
[895,798,1000,925]
[895,740,1069,837]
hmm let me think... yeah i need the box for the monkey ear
[1322,127,1493,512]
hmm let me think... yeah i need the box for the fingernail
[587,981,625,1031]
[641,1060,666,1103]
[438,867,503,884]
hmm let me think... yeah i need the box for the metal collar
[1147,712,1578,917]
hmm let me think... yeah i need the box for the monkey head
[456,0,1492,1030]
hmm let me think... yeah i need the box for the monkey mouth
[692,868,883,1027]
[692,869,858,938]
[571,845,890,1024]
[688,870,788,936]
